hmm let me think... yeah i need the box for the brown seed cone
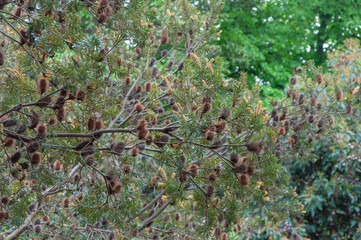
[178,170,188,182]
[247,166,255,174]
[145,135,153,146]
[110,141,125,153]
[125,77,131,85]
[30,153,41,165]
[207,172,217,182]
[87,116,96,131]
[206,185,215,198]
[63,197,70,207]
[59,88,68,97]
[135,85,142,93]
[116,56,123,67]
[229,152,239,164]
[0,196,9,206]
[28,109,40,129]
[205,130,215,141]
[19,29,27,45]
[239,174,249,186]
[14,7,22,17]
[310,97,317,106]
[130,147,140,157]
[202,102,212,114]
[316,74,323,84]
[36,95,52,108]
[95,120,104,130]
[191,105,198,112]
[37,78,49,94]
[188,164,199,177]
[19,161,30,170]
[75,90,87,101]
[55,107,66,122]
[214,227,221,238]
[37,124,47,135]
[0,51,4,66]
[123,164,131,174]
[84,155,95,165]
[234,163,248,174]
[145,82,152,92]
[290,135,298,145]
[54,95,66,109]
[221,233,228,240]
[134,46,141,54]
[245,142,262,154]
[214,121,226,134]
[4,137,15,148]
[134,103,144,112]
[317,118,325,128]
[278,126,286,135]
[10,151,22,163]
[53,160,61,170]
[177,61,184,72]
[346,105,353,114]
[137,128,149,139]
[28,141,40,153]
[160,33,169,45]
[137,119,148,130]
[174,212,181,221]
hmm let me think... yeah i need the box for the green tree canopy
[218,0,361,95]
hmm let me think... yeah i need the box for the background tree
[217,0,361,98]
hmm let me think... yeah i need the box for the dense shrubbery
[0,1,359,239]
[288,40,361,239]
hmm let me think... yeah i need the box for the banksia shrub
[0,2,356,239]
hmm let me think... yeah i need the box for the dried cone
[30,153,41,165]
[188,164,199,177]
[245,142,262,154]
[229,152,239,165]
[239,174,249,186]
[0,51,4,66]
[87,116,96,131]
[10,151,22,163]
[205,130,215,141]
[123,165,131,174]
[37,124,47,137]
[316,74,323,84]
[207,172,217,182]
[214,121,226,134]
[37,78,49,94]
[202,102,212,114]
[53,160,61,170]
[221,233,228,240]
[4,137,15,148]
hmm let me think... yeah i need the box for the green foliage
[216,0,361,95]
[286,39,361,239]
